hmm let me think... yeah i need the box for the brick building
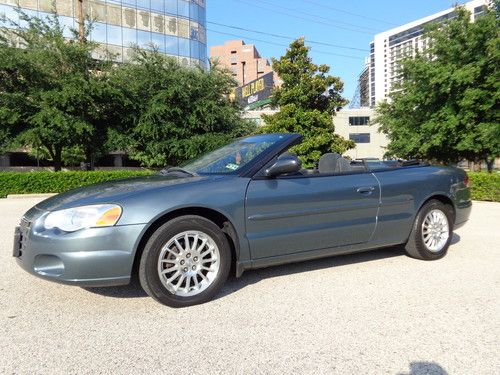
[210,40,275,86]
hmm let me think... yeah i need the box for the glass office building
[0,0,207,67]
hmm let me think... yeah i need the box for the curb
[6,193,57,199]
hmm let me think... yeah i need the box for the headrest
[318,153,341,174]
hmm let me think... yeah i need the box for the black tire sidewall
[139,215,231,307]
[412,200,454,260]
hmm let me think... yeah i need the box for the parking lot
[0,197,498,374]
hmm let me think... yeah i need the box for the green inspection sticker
[226,163,239,171]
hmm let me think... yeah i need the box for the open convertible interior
[276,150,426,177]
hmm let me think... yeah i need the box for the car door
[245,173,380,259]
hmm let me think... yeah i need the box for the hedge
[469,172,500,202]
[0,170,498,202]
[0,170,154,198]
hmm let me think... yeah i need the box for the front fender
[118,176,252,271]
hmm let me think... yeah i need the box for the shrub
[468,172,500,202]
[0,170,154,198]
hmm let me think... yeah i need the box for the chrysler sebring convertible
[13,134,472,307]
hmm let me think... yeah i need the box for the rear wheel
[139,215,231,307]
[405,200,454,260]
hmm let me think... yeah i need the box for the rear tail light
[464,173,470,187]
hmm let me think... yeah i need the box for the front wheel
[139,215,231,307]
[405,199,454,260]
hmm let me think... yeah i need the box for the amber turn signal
[95,206,122,226]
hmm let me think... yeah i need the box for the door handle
[356,186,375,194]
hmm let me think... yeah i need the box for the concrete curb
[6,193,57,199]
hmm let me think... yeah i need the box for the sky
[206,0,469,103]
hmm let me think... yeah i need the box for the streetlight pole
[76,0,85,43]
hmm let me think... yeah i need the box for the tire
[404,199,454,260]
[139,215,231,307]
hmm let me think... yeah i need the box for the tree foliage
[260,38,353,166]
[0,9,253,170]
[111,51,254,167]
[376,4,500,167]
[0,10,115,171]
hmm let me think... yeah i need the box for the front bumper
[13,217,147,287]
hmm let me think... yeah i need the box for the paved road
[0,198,498,375]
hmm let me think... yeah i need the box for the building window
[0,0,207,66]
[349,116,370,126]
[349,133,371,143]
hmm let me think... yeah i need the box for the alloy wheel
[157,230,220,297]
[421,209,450,253]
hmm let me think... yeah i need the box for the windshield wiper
[159,167,197,177]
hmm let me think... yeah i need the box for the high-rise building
[0,0,207,67]
[350,57,370,109]
[368,0,488,107]
[210,40,275,86]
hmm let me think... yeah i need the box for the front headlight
[43,204,122,232]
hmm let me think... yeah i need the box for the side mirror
[265,157,301,178]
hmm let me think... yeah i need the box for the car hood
[35,174,213,211]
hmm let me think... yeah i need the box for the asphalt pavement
[0,197,498,375]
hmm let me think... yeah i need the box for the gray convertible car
[14,134,472,307]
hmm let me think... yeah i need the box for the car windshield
[181,134,286,174]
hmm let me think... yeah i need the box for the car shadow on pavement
[450,232,460,245]
[82,278,148,298]
[218,232,461,300]
[83,233,461,301]
[398,361,448,375]
[217,245,406,300]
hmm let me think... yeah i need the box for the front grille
[18,217,32,256]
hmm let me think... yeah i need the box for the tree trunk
[76,0,85,43]
[486,159,494,173]
[53,146,62,172]
[85,147,95,171]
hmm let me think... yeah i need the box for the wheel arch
[418,193,456,222]
[131,206,240,278]
[404,193,456,260]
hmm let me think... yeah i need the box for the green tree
[111,49,254,167]
[376,4,500,170]
[0,10,115,171]
[260,38,353,166]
